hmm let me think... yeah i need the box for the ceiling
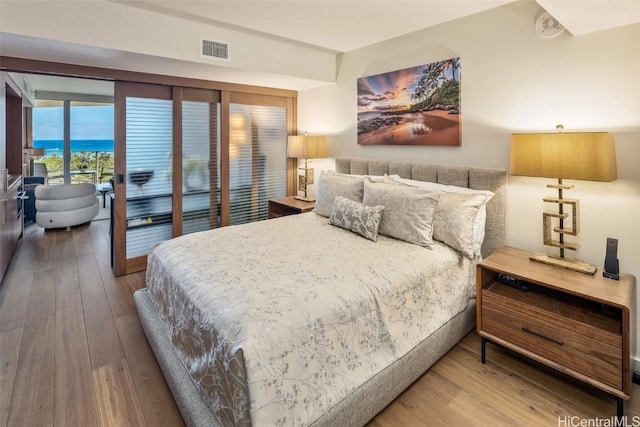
[126,0,640,52]
[126,0,515,53]
[5,0,639,93]
[127,0,640,52]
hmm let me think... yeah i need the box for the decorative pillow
[362,179,440,248]
[329,196,385,242]
[388,176,494,258]
[313,171,364,217]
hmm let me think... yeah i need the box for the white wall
[298,1,640,362]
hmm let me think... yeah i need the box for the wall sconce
[287,134,327,202]
[510,125,617,274]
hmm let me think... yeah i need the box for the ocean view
[34,139,114,155]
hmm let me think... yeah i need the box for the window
[32,97,114,185]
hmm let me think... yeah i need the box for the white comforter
[146,212,475,426]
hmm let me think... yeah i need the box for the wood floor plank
[25,269,56,321]
[6,312,55,427]
[124,271,147,295]
[370,373,472,427]
[102,271,138,319]
[444,339,620,422]
[0,266,33,333]
[54,228,78,270]
[75,246,125,370]
[458,333,618,417]
[368,398,431,427]
[11,226,45,269]
[77,252,104,296]
[80,280,125,370]
[55,264,82,309]
[88,219,112,270]
[54,301,99,427]
[0,328,22,427]
[414,369,517,426]
[72,222,95,257]
[31,228,57,272]
[93,360,146,427]
[115,313,185,427]
[433,345,572,425]
[89,222,136,319]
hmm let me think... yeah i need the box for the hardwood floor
[1,221,638,426]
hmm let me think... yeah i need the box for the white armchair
[35,183,99,229]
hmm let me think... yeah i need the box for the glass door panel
[182,100,220,234]
[125,97,173,259]
[228,103,287,225]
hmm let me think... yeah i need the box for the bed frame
[134,158,507,426]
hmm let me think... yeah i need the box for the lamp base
[294,195,316,202]
[530,253,597,275]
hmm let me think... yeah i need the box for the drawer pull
[522,326,564,346]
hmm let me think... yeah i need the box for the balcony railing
[40,150,114,185]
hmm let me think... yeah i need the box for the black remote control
[497,274,529,291]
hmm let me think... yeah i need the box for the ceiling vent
[200,37,229,61]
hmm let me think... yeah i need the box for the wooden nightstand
[476,246,636,418]
[268,196,315,219]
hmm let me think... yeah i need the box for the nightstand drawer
[482,286,622,390]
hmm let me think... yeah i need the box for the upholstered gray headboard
[335,158,507,258]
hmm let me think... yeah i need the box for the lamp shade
[287,135,327,159]
[510,132,617,182]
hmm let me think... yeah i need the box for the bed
[134,158,507,426]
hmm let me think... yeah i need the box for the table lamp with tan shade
[287,134,327,202]
[510,125,617,275]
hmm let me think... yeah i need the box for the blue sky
[33,105,114,140]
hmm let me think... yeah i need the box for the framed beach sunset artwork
[357,57,461,146]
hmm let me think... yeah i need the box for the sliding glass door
[114,83,222,275]
[113,83,292,276]
[228,94,288,225]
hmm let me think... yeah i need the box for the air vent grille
[200,38,229,60]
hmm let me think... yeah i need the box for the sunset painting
[357,57,461,146]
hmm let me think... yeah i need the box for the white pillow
[431,192,490,259]
[313,171,364,217]
[389,176,494,201]
[362,179,440,248]
[330,171,400,182]
[388,176,494,258]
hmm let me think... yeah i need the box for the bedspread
[146,212,475,426]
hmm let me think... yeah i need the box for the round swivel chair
[35,183,99,229]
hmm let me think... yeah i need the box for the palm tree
[412,62,445,104]
[446,58,460,82]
